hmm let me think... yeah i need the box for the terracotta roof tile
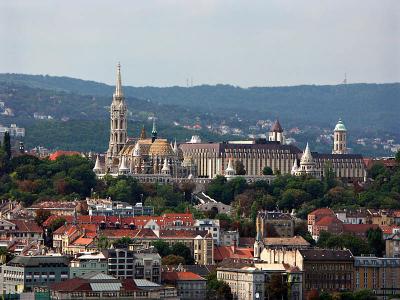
[315,216,342,226]
[214,246,254,261]
[309,208,334,216]
[11,219,42,233]
[162,271,205,282]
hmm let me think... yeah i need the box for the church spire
[140,125,146,139]
[114,62,123,98]
[151,117,157,143]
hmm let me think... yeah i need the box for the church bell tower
[106,63,127,171]
[333,118,347,154]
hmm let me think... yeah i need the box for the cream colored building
[180,120,366,182]
[217,267,265,300]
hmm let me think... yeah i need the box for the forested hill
[0,73,399,153]
[1,73,399,133]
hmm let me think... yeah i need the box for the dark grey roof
[313,153,364,160]
[299,249,354,261]
[180,265,216,277]
[180,141,302,154]
[8,255,70,267]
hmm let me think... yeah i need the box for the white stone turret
[173,139,178,154]
[133,143,141,157]
[300,142,313,165]
[118,157,129,175]
[254,216,264,260]
[295,143,321,178]
[225,159,236,180]
[161,158,170,175]
[291,158,298,175]
[93,155,102,174]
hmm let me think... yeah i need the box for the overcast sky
[1,0,399,87]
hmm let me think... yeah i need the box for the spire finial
[140,125,146,139]
[114,62,123,97]
[151,117,157,142]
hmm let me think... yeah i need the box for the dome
[148,139,174,157]
[334,119,347,131]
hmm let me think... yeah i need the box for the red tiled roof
[121,279,141,291]
[30,201,77,209]
[315,216,342,226]
[72,237,94,246]
[49,150,80,161]
[43,213,195,230]
[101,229,139,238]
[379,225,400,235]
[162,271,205,282]
[50,278,91,292]
[135,228,159,238]
[43,215,72,227]
[159,230,206,238]
[53,224,97,236]
[11,219,42,233]
[214,246,254,261]
[309,208,334,216]
[343,224,378,234]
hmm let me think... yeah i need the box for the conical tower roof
[161,158,170,172]
[119,157,129,172]
[271,119,283,133]
[152,117,157,134]
[225,159,236,176]
[114,63,123,98]
[300,143,313,164]
[93,155,102,171]
[291,158,298,174]
[133,142,141,157]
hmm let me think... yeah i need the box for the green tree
[206,271,233,300]
[265,274,288,300]
[97,236,110,250]
[235,160,246,175]
[3,132,11,160]
[367,228,385,257]
[278,188,310,210]
[317,231,370,256]
[323,162,336,191]
[396,150,400,165]
[114,237,133,248]
[35,209,51,226]
[49,217,66,232]
[162,254,185,266]
[170,243,194,264]
[262,166,273,175]
[152,240,171,257]
[145,196,166,215]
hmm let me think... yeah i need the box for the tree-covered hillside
[0,73,398,153]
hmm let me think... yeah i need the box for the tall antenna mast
[343,73,347,85]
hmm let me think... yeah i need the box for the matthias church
[94,64,366,183]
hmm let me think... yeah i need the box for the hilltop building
[94,64,196,179]
[94,65,366,183]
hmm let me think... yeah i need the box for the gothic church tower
[106,63,127,171]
